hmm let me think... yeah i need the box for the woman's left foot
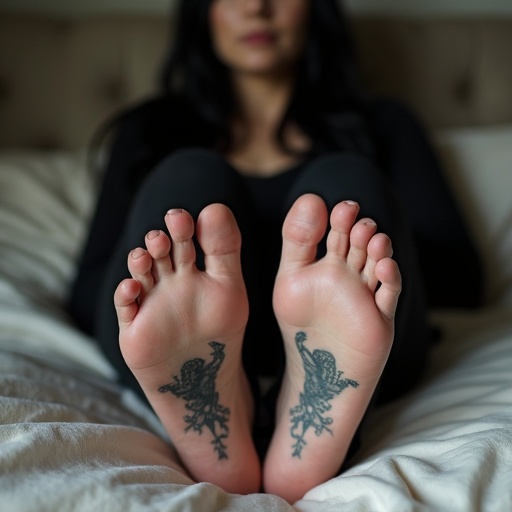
[264,194,401,502]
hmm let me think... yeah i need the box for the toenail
[131,248,144,259]
[344,200,358,206]
[167,208,184,215]
[146,230,161,240]
[363,219,377,227]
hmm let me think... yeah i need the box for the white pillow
[0,150,95,309]
[435,125,512,306]
[0,150,113,377]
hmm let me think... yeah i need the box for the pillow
[0,150,113,377]
[435,125,512,306]
[0,150,96,308]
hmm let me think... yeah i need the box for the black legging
[92,148,431,409]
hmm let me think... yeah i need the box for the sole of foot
[114,204,260,494]
[264,194,401,503]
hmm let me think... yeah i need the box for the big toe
[280,194,329,269]
[195,203,243,277]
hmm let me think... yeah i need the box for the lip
[240,30,276,45]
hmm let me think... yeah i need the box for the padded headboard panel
[1,13,512,149]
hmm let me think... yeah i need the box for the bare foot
[114,204,260,494]
[263,194,401,502]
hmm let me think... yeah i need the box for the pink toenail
[131,248,144,259]
[146,230,161,240]
[167,208,184,215]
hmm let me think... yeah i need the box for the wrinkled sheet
[1,309,511,511]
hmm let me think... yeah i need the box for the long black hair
[160,0,372,156]
[93,0,373,185]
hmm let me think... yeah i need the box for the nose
[244,0,272,16]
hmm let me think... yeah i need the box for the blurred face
[209,0,310,78]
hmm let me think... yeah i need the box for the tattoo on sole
[158,341,230,460]
[290,331,359,458]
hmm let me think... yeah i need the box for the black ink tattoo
[290,331,359,458]
[158,341,230,460]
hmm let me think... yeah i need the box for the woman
[68,0,483,502]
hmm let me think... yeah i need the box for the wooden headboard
[1,12,511,149]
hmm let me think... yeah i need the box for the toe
[326,200,360,259]
[346,218,377,272]
[281,194,328,270]
[375,258,402,321]
[196,203,243,277]
[363,233,393,290]
[114,278,141,328]
[165,209,196,270]
[145,229,173,277]
[127,247,154,290]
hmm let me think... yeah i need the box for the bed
[1,6,512,511]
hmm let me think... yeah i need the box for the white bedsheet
[1,308,511,511]
[298,308,512,512]
[1,146,512,511]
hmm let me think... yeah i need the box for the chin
[236,58,292,78]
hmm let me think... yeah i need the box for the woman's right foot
[114,204,260,494]
[264,194,401,502]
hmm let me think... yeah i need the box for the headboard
[1,12,512,149]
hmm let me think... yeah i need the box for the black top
[71,95,484,328]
